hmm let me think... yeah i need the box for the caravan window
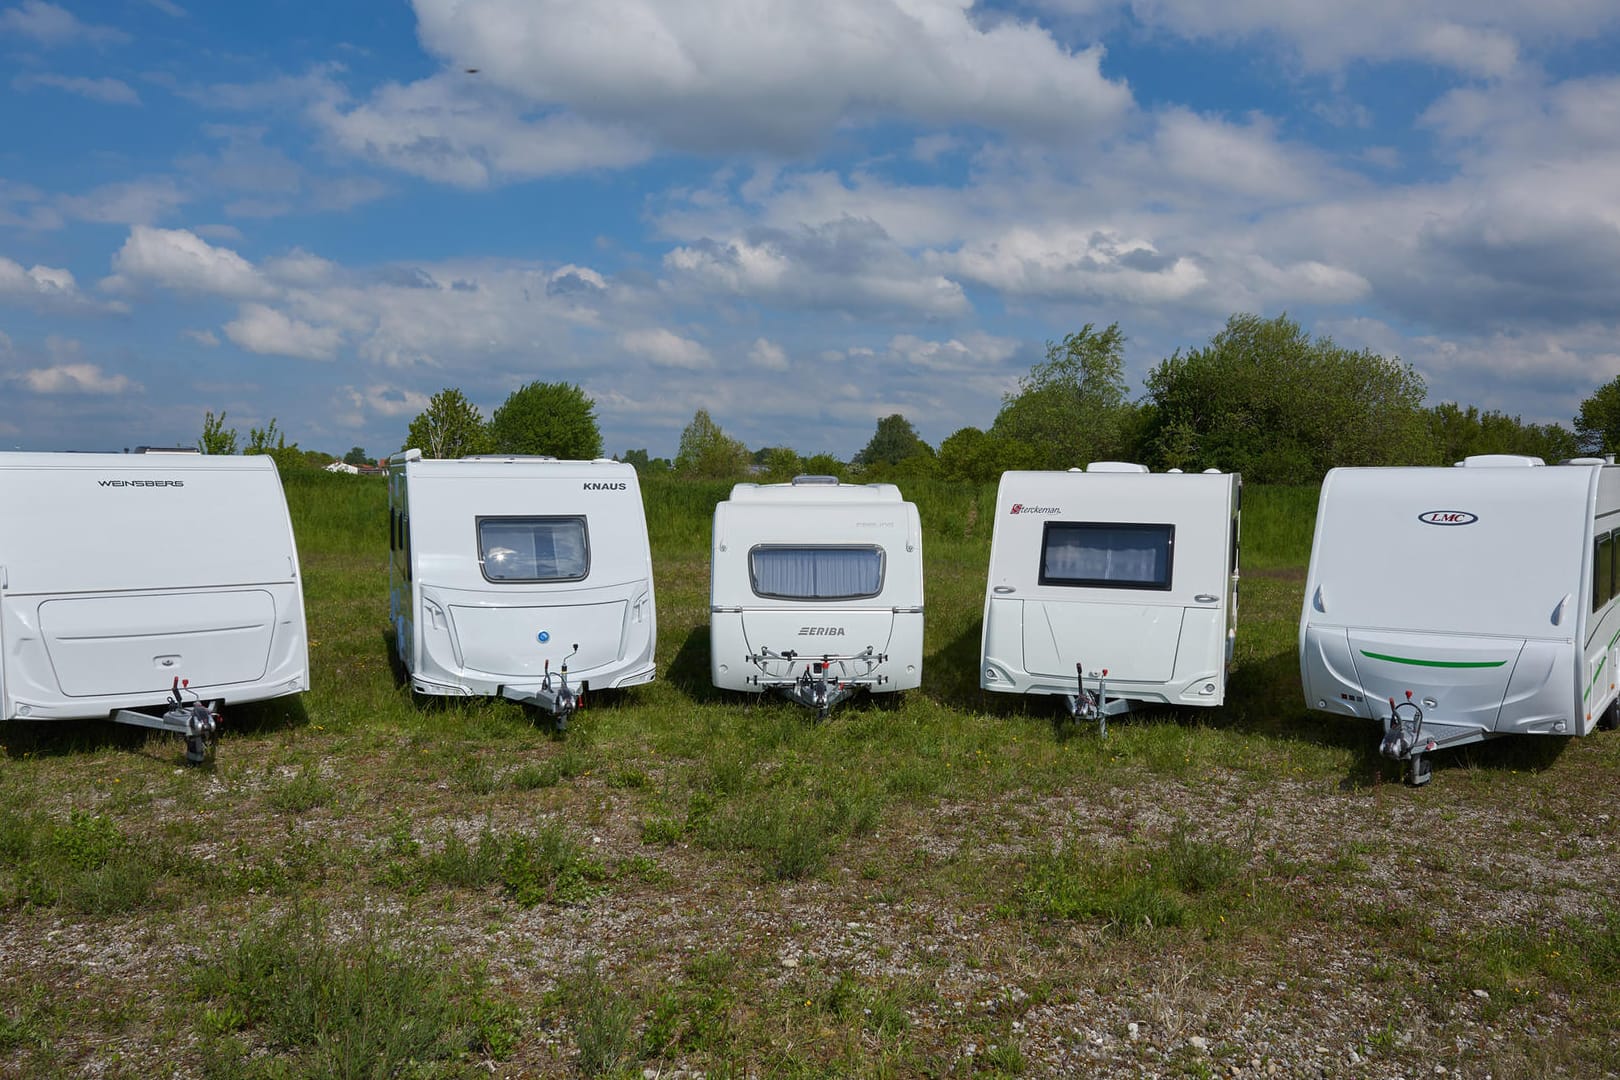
[477,517,589,583]
[749,545,884,601]
[1597,532,1615,613]
[1040,522,1174,590]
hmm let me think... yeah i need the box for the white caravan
[0,451,309,762]
[710,476,923,716]
[980,464,1241,730]
[388,452,656,724]
[1300,455,1620,784]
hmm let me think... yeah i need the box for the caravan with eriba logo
[980,464,1241,732]
[386,451,656,727]
[1301,454,1620,785]
[709,475,923,718]
[0,451,308,763]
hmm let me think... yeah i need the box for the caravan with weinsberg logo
[0,450,308,762]
[980,464,1241,731]
[710,476,923,717]
[387,451,657,726]
[1300,454,1620,784]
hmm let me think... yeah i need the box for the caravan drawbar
[1300,455,1620,784]
[0,451,309,762]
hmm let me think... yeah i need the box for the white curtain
[480,518,588,581]
[1044,525,1169,586]
[751,546,883,599]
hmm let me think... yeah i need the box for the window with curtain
[1040,522,1174,590]
[749,545,885,600]
[477,516,590,582]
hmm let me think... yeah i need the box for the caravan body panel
[1299,458,1620,750]
[710,480,924,694]
[387,455,657,697]
[980,467,1240,707]
[0,453,308,722]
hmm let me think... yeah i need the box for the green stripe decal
[1358,650,1507,669]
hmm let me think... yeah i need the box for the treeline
[200,313,1620,483]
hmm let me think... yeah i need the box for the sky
[2,0,1619,461]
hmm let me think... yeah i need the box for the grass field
[3,472,1619,1078]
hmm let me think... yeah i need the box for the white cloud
[403,0,1132,158]
[224,304,343,361]
[885,332,1019,373]
[1154,109,1328,201]
[105,226,269,298]
[0,1,129,47]
[619,327,715,369]
[183,328,219,346]
[1086,0,1620,75]
[947,226,1208,305]
[14,362,136,395]
[348,384,430,418]
[748,337,789,371]
[665,218,969,316]
[11,73,140,104]
[59,178,187,226]
[311,76,652,188]
[264,250,337,287]
[0,255,122,313]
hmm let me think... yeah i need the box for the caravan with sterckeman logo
[709,476,923,717]
[387,451,656,726]
[980,464,1242,731]
[1300,454,1620,784]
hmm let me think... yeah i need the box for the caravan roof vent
[1563,457,1606,466]
[135,446,201,454]
[1461,454,1545,468]
[1202,468,1222,474]
[460,454,558,462]
[1085,462,1150,474]
[790,474,841,485]
[1166,468,1184,474]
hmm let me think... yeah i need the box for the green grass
[2,470,1618,1078]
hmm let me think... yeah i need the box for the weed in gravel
[509,761,563,790]
[265,766,336,813]
[188,905,507,1078]
[560,953,635,1077]
[501,821,608,905]
[6,810,159,914]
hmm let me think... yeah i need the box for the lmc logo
[1418,510,1478,526]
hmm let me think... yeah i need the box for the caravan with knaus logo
[1299,454,1620,785]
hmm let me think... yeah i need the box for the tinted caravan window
[478,517,589,582]
[1596,532,1614,613]
[1040,522,1174,590]
[750,545,884,600]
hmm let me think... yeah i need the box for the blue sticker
[537,631,551,643]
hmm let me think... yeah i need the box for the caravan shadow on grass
[666,623,725,705]
[1,692,310,766]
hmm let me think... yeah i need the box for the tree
[244,417,307,473]
[1141,313,1430,482]
[801,452,845,479]
[343,446,370,466]
[759,446,804,482]
[674,409,750,478]
[990,323,1137,469]
[198,410,238,455]
[621,448,672,475]
[1576,377,1620,456]
[937,426,1036,483]
[855,415,932,468]
[404,387,491,459]
[488,381,602,459]
[1428,403,1580,465]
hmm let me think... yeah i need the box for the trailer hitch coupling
[1381,691,1434,785]
[745,645,888,718]
[110,676,220,765]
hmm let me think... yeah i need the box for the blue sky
[2,0,1619,460]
